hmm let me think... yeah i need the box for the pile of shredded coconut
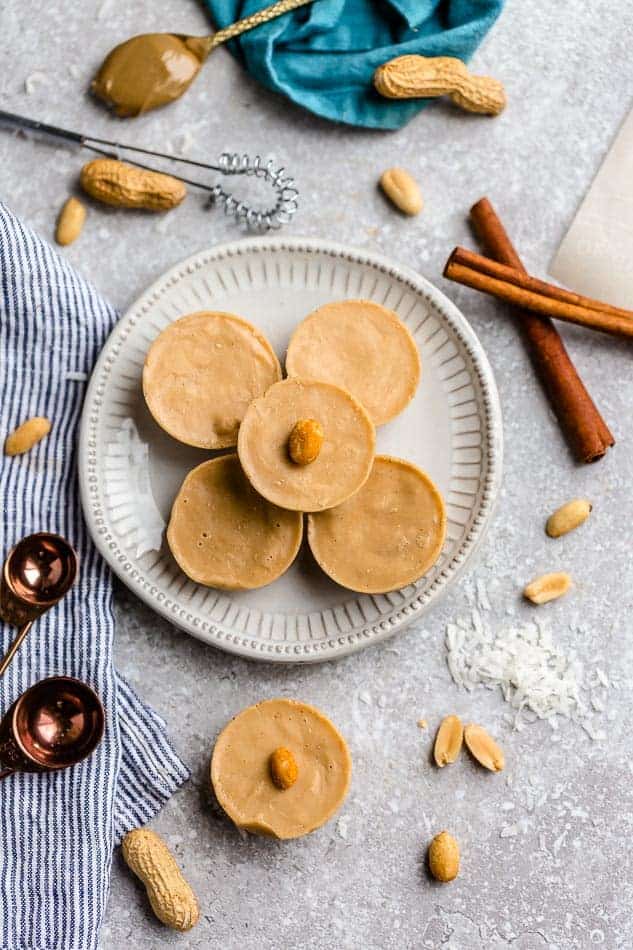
[446,603,611,737]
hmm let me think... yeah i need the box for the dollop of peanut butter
[91,33,208,117]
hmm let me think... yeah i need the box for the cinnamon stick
[445,247,633,339]
[448,246,633,319]
[468,198,614,463]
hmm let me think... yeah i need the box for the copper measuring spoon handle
[0,622,33,677]
[0,533,78,677]
[0,768,16,781]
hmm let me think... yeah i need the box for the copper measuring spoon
[0,533,78,676]
[0,676,104,780]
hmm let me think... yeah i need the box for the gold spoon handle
[207,0,316,52]
[0,621,33,677]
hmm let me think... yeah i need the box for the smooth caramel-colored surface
[285,299,421,425]
[92,33,207,116]
[167,455,302,590]
[211,699,352,840]
[308,455,446,593]
[237,377,375,512]
[143,311,281,449]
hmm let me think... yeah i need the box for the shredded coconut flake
[176,129,196,155]
[105,417,165,557]
[476,578,491,611]
[445,604,609,730]
[500,823,519,838]
[24,72,50,95]
[97,0,115,20]
[155,215,172,235]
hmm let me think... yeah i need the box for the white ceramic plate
[78,237,502,663]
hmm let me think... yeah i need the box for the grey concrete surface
[2,1,633,947]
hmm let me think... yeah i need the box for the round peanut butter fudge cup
[237,377,375,512]
[285,299,421,426]
[167,454,302,590]
[211,698,352,840]
[308,455,446,594]
[143,311,281,449]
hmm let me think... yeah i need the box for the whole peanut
[121,828,199,931]
[374,55,506,116]
[80,159,186,211]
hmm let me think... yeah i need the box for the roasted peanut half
[433,714,463,767]
[464,723,505,772]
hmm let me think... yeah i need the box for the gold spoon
[92,0,317,117]
[0,676,104,780]
[0,533,78,676]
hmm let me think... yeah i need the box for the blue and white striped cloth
[0,202,190,950]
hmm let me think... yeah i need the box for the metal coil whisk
[0,111,299,232]
[210,153,298,230]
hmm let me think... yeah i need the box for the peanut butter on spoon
[91,0,316,117]
[92,34,208,117]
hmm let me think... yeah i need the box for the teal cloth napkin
[203,0,504,128]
